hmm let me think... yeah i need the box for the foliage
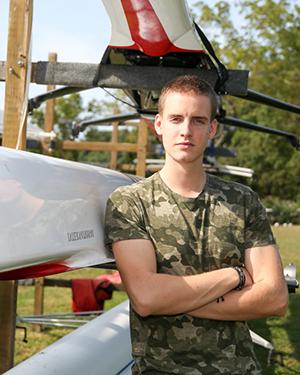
[193,0,300,204]
[77,127,112,166]
[31,93,84,139]
[86,89,133,116]
[30,87,144,166]
[80,90,139,166]
[263,196,300,224]
[54,93,84,140]
[30,93,85,161]
[30,107,45,129]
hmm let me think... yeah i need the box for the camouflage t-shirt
[105,172,276,375]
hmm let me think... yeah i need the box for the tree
[55,93,84,140]
[194,0,300,205]
[81,90,141,167]
[30,92,84,160]
[31,92,84,137]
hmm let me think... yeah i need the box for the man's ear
[154,114,163,136]
[209,119,218,139]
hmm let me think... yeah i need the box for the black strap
[193,22,229,94]
[232,266,246,290]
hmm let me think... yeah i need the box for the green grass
[15,268,128,365]
[15,226,300,373]
[248,225,300,374]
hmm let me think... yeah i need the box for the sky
[0,0,111,112]
[0,0,229,112]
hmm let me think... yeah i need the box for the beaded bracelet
[232,266,246,290]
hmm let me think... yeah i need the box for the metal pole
[236,89,300,115]
[220,115,300,150]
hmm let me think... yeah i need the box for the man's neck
[159,160,206,198]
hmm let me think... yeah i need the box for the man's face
[154,92,217,165]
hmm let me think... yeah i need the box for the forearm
[126,267,239,317]
[113,239,242,317]
[188,280,288,321]
[188,244,290,321]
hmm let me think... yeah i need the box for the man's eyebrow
[167,114,209,121]
[193,116,209,120]
[168,113,182,117]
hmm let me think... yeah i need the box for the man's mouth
[176,142,194,146]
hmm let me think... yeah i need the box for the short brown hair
[158,75,219,120]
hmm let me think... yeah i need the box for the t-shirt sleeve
[244,190,276,250]
[104,188,150,251]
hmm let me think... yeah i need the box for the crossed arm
[112,239,288,320]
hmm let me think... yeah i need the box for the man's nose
[180,119,192,136]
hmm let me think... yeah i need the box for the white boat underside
[5,301,133,375]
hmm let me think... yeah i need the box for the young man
[105,75,288,374]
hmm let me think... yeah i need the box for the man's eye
[170,117,181,123]
[194,119,206,125]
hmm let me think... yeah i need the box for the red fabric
[71,278,111,312]
[71,272,122,312]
